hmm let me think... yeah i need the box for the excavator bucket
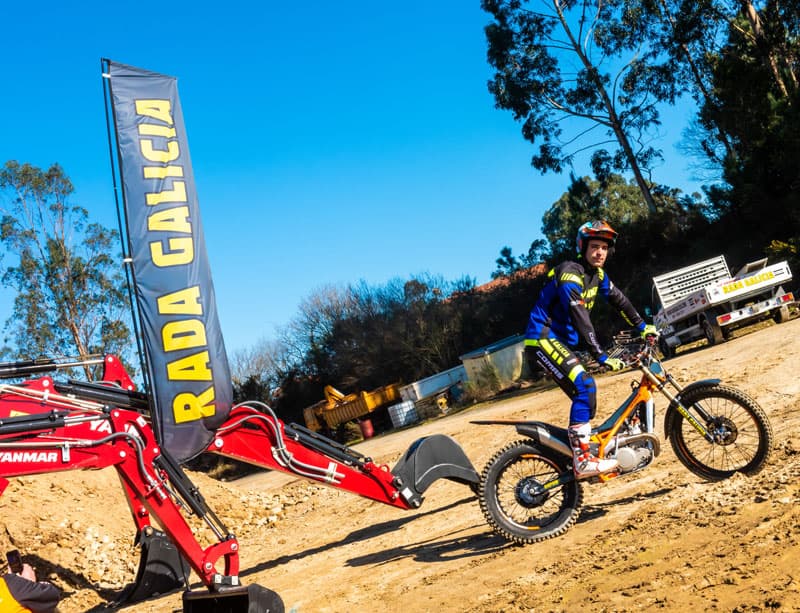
[183,584,285,613]
[391,434,479,507]
[114,527,285,611]
[115,526,188,605]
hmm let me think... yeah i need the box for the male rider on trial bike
[524,220,657,479]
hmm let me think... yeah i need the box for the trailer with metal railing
[652,255,794,357]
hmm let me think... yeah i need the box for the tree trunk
[65,318,93,380]
[741,0,792,98]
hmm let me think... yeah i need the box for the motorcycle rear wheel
[478,440,582,545]
[669,384,773,480]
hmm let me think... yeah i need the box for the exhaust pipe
[471,420,572,458]
[514,422,572,457]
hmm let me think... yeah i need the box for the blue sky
[0,1,703,356]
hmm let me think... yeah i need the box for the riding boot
[568,423,618,479]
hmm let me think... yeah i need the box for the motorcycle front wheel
[478,440,582,545]
[669,383,773,480]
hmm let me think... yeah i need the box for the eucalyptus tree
[540,173,654,260]
[482,0,682,213]
[0,161,131,378]
[629,0,799,169]
[621,0,735,166]
[697,0,800,256]
[735,0,798,98]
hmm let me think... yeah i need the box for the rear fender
[663,379,721,436]
[390,434,479,508]
[471,420,572,458]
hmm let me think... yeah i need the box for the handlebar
[607,332,659,369]
[625,335,659,367]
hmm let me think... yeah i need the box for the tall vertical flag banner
[103,60,232,461]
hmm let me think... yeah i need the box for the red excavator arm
[53,358,479,512]
[208,402,479,510]
[0,355,478,611]
[0,357,283,612]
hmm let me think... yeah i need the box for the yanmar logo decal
[0,451,58,463]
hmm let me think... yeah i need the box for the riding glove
[639,323,658,339]
[600,356,624,371]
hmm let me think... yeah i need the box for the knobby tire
[669,384,773,481]
[478,440,582,545]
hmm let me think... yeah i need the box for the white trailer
[652,255,794,357]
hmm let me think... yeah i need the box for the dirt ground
[2,317,800,612]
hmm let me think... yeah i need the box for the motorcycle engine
[614,445,654,473]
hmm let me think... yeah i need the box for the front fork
[661,376,718,444]
[635,365,716,444]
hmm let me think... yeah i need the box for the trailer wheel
[658,336,675,359]
[772,305,791,324]
[702,315,724,346]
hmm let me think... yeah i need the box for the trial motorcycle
[471,332,774,544]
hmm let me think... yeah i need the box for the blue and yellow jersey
[525,260,643,358]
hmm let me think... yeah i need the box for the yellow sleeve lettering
[140,139,180,163]
[147,206,192,234]
[148,206,192,233]
[144,166,184,180]
[146,180,187,206]
[135,100,174,125]
[138,123,177,139]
